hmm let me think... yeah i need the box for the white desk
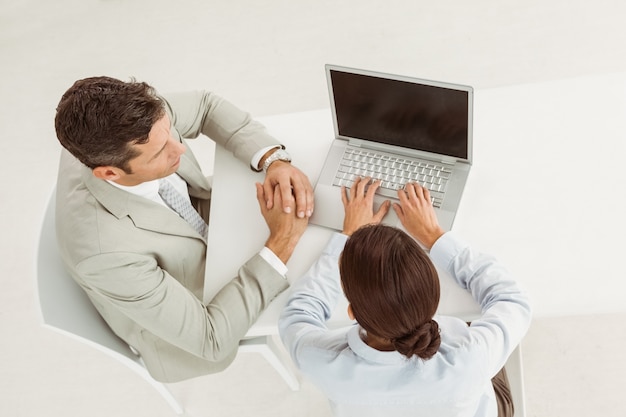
[205,71,626,327]
[201,73,626,409]
[203,109,482,337]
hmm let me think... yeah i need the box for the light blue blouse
[279,232,532,417]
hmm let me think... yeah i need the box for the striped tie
[158,180,208,239]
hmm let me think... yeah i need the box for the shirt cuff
[429,231,466,270]
[251,145,281,171]
[326,232,349,256]
[259,246,288,278]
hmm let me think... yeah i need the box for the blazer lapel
[176,140,212,200]
[82,157,207,242]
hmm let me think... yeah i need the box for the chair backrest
[35,189,140,366]
[36,188,185,414]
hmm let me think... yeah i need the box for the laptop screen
[328,67,472,161]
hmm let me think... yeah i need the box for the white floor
[2,1,626,416]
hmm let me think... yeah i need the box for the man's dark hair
[54,76,165,172]
[340,224,441,359]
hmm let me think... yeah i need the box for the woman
[279,178,532,417]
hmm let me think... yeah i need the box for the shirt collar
[347,325,409,365]
[107,178,160,200]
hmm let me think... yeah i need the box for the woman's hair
[340,224,441,360]
[54,76,165,172]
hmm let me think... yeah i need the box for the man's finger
[305,184,314,217]
[279,181,294,214]
[256,183,267,213]
[292,177,308,218]
[274,183,285,209]
[263,180,275,210]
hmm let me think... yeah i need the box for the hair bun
[393,320,441,360]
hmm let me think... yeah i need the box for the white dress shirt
[279,232,532,417]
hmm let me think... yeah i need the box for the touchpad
[373,196,402,228]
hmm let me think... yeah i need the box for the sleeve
[76,251,288,362]
[429,232,533,376]
[160,91,282,167]
[278,233,348,367]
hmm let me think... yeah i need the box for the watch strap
[262,148,292,172]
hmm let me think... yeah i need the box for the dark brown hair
[340,224,441,359]
[54,76,165,172]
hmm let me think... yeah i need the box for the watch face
[276,149,291,161]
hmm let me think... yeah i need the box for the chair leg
[239,335,300,391]
[148,379,186,416]
[505,344,526,417]
[131,356,186,415]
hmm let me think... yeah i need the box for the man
[54,76,311,382]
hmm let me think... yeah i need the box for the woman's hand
[341,177,390,236]
[393,183,444,249]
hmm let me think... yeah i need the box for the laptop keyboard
[332,147,451,208]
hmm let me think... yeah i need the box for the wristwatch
[262,148,292,172]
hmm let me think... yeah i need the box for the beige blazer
[55,91,288,382]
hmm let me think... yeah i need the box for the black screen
[330,70,469,160]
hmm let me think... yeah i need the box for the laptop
[309,64,473,232]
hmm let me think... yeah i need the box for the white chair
[506,344,527,417]
[36,189,187,415]
[36,188,301,415]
